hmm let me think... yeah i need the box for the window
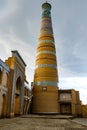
[42,86,47,91]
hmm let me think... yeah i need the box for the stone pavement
[0,115,87,130]
[72,118,87,127]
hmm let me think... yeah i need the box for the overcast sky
[0,0,87,104]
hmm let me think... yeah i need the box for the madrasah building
[0,1,87,118]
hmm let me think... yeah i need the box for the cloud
[73,40,87,61]
[0,0,20,22]
[0,31,35,59]
[52,0,87,78]
[56,37,87,77]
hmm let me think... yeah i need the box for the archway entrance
[60,103,71,115]
[14,77,22,115]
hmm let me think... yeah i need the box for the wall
[82,105,87,118]
[32,86,59,113]
[0,65,9,117]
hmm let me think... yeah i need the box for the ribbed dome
[42,2,51,10]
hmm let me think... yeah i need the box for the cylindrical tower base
[32,86,59,114]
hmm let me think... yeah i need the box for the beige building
[59,89,82,116]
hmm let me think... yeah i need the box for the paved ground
[0,115,87,130]
[73,118,87,127]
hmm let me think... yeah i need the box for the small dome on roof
[42,2,51,10]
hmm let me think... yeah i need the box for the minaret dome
[42,2,51,10]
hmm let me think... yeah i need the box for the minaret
[32,1,59,113]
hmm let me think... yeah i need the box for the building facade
[5,50,26,117]
[59,89,82,116]
[0,50,32,118]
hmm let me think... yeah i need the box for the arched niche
[15,76,22,115]
[16,76,22,91]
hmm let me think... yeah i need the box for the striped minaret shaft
[32,2,59,114]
